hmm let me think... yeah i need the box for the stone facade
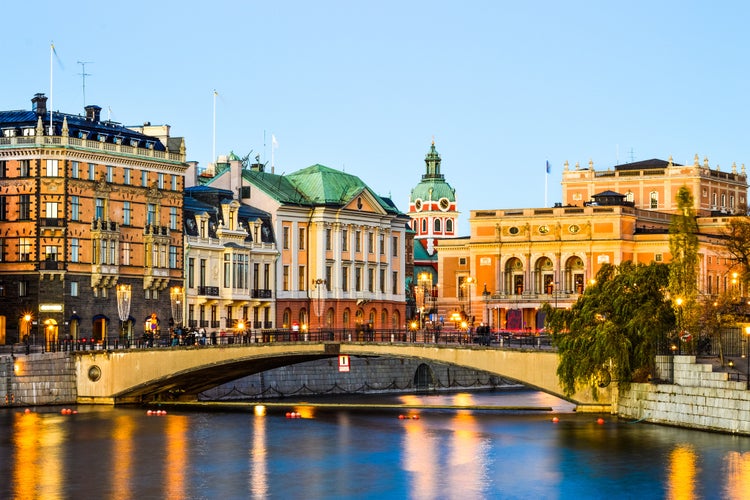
[1,352,76,407]
[618,355,750,435]
[198,356,509,400]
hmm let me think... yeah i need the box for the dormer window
[2,128,16,138]
[130,139,139,147]
[23,128,35,137]
[97,133,107,142]
[78,131,89,140]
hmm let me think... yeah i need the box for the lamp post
[418,272,431,333]
[22,314,32,354]
[464,277,475,328]
[116,284,132,347]
[675,297,684,355]
[745,326,750,390]
[312,278,327,340]
[482,283,491,329]
[170,285,184,330]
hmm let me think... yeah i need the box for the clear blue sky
[4,1,749,233]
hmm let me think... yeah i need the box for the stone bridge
[75,342,613,411]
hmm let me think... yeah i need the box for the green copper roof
[244,163,401,213]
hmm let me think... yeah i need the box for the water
[1,390,750,499]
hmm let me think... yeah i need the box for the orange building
[437,158,745,333]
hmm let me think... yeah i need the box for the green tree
[668,186,699,324]
[722,216,750,283]
[544,262,674,398]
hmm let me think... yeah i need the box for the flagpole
[271,134,275,174]
[212,90,217,164]
[50,42,54,133]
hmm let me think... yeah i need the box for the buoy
[597,418,605,425]
[398,414,405,420]
[412,415,420,420]
[61,409,67,415]
[24,408,30,414]
[147,410,153,416]
[286,412,292,419]
[552,417,559,423]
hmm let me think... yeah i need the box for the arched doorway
[43,318,58,350]
[92,314,109,343]
[414,363,436,390]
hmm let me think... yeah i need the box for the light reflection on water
[1,390,750,499]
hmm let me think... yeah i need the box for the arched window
[421,219,427,232]
[343,308,350,329]
[712,193,718,208]
[650,191,658,209]
[283,308,291,329]
[434,218,442,232]
[625,191,634,202]
[721,193,726,208]
[446,219,453,233]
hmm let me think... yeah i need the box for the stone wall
[618,355,750,435]
[199,356,511,400]
[1,352,77,407]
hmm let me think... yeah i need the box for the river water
[1,389,749,500]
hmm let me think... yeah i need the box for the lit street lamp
[675,297,684,355]
[116,284,132,347]
[482,283,491,328]
[464,277,475,328]
[745,326,750,390]
[312,278,327,339]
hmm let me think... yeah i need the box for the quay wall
[618,355,750,435]
[1,352,77,407]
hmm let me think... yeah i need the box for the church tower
[408,141,458,255]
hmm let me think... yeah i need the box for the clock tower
[408,141,458,255]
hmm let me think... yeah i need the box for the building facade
[437,157,745,333]
[182,184,277,338]
[0,93,187,348]
[196,157,410,334]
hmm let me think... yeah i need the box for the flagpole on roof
[545,160,549,207]
[49,42,54,133]
[212,89,217,164]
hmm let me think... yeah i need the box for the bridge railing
[37,328,554,353]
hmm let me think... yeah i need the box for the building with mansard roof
[192,156,410,334]
[0,93,187,349]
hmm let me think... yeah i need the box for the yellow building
[437,157,745,333]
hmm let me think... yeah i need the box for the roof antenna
[77,61,93,107]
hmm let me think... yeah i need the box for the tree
[722,216,750,283]
[668,186,699,341]
[544,262,674,398]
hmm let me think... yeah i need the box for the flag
[546,160,551,174]
[272,134,278,149]
[51,42,64,70]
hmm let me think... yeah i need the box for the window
[392,236,398,257]
[368,268,374,292]
[298,265,306,290]
[71,161,79,179]
[200,259,206,287]
[392,271,398,294]
[46,201,59,219]
[298,227,305,250]
[379,234,385,255]
[171,175,178,191]
[158,173,165,189]
[421,219,427,232]
[434,219,442,232]
[147,203,156,225]
[95,198,104,220]
[0,239,4,262]
[325,228,332,251]
[721,193,726,208]
[224,255,231,288]
[70,281,78,297]
[731,195,736,209]
[342,229,348,251]
[326,266,332,290]
[124,168,131,185]
[18,194,31,220]
[141,170,148,187]
[0,196,6,221]
[368,232,374,253]
[71,238,79,262]
[169,246,177,269]
[71,196,80,221]
[44,245,59,261]
[170,207,178,230]
[283,265,290,291]
[88,163,96,180]
[45,159,59,177]
[650,192,658,209]
[106,165,114,183]
[0,161,8,177]
[123,201,131,225]
[712,193,718,208]
[355,267,362,292]
[355,231,361,252]
[122,242,131,266]
[20,160,30,177]
[282,227,290,249]
[446,219,453,232]
[188,258,195,288]
[19,238,32,261]
[19,281,28,297]
[342,266,349,292]
[380,268,386,293]
[655,254,663,262]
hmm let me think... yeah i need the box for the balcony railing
[91,219,118,231]
[41,218,65,228]
[197,286,220,296]
[251,289,273,299]
[38,260,64,271]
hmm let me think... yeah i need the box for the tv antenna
[77,61,93,107]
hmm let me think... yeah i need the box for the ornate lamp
[116,284,132,346]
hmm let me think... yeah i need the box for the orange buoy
[398,414,405,420]
[552,417,559,423]
[596,418,605,425]
[24,408,30,414]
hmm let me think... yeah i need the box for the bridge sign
[338,355,350,372]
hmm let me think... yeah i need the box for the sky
[3,1,750,233]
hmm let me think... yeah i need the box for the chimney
[32,93,47,116]
[85,105,102,122]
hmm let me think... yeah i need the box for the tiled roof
[613,158,677,171]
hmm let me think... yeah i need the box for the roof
[410,142,456,202]
[243,163,402,214]
[613,158,678,171]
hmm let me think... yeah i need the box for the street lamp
[418,272,431,331]
[22,314,32,354]
[116,284,132,347]
[464,277,475,327]
[675,297,684,355]
[745,326,750,390]
[482,283,491,328]
[312,278,327,339]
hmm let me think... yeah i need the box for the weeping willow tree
[668,186,699,339]
[544,262,675,398]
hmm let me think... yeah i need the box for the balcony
[91,219,118,231]
[251,289,273,299]
[198,286,220,297]
[38,260,64,271]
[144,224,168,236]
